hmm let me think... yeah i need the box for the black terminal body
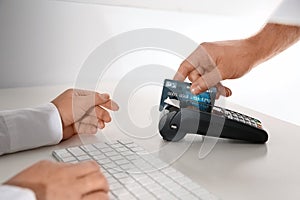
[159,105,268,143]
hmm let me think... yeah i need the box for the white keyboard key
[125,154,139,161]
[121,151,134,156]
[125,182,142,190]
[120,163,135,170]
[104,151,119,157]
[109,143,124,148]
[118,139,134,145]
[147,171,164,179]
[67,147,86,156]
[162,167,177,175]
[165,181,182,192]
[100,147,114,153]
[115,159,130,165]
[154,175,173,185]
[108,192,117,200]
[53,149,72,158]
[93,143,108,149]
[124,143,139,148]
[88,150,103,156]
[112,188,131,197]
[76,155,91,161]
[131,173,148,180]
[130,186,148,194]
[115,147,129,152]
[80,144,97,152]
[153,189,175,199]
[68,160,79,164]
[113,172,128,179]
[61,156,76,162]
[172,188,190,198]
[174,176,193,184]
[138,177,155,186]
[118,193,137,200]
[118,177,135,184]
[178,193,199,200]
[97,158,111,164]
[136,193,156,200]
[110,182,124,190]
[92,154,106,160]
[131,146,144,152]
[146,183,164,192]
[110,155,123,161]
[107,177,118,185]
[103,162,117,169]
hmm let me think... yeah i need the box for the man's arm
[0,103,62,155]
[0,88,119,155]
[246,23,300,66]
[175,23,300,96]
[175,0,300,96]
[201,22,300,79]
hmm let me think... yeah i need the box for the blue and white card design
[159,79,217,112]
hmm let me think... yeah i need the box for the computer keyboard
[52,140,218,200]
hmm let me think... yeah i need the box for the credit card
[159,79,217,112]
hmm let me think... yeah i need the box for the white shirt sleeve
[269,0,300,26]
[0,103,63,155]
[0,185,36,200]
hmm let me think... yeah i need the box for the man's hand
[51,89,119,140]
[174,44,234,98]
[4,160,109,200]
[175,23,300,97]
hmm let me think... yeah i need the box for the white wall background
[0,0,299,125]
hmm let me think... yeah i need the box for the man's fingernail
[113,103,119,111]
[101,93,109,99]
[191,85,201,94]
[225,88,232,97]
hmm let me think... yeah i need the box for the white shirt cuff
[269,0,300,26]
[0,185,36,200]
[0,103,63,155]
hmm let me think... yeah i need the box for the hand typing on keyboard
[4,160,109,200]
[53,140,219,200]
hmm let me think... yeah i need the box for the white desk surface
[0,85,300,200]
